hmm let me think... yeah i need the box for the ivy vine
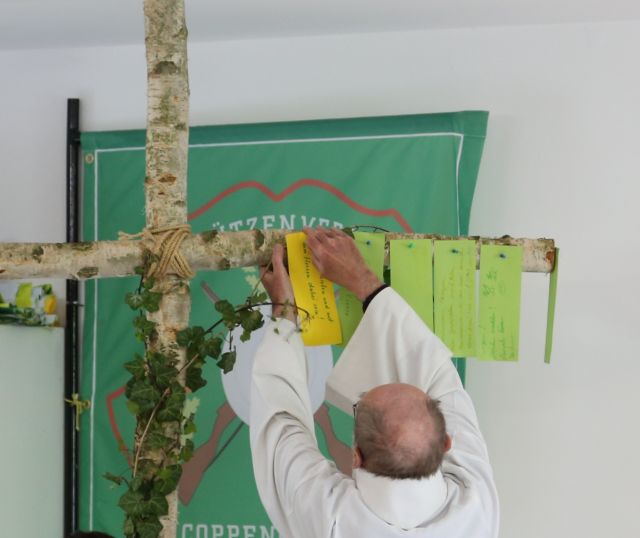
[103,252,286,538]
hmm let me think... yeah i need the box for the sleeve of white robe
[250,317,346,538]
[251,288,499,537]
[326,287,500,536]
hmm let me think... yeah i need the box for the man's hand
[260,244,297,322]
[304,227,383,302]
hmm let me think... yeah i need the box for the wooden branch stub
[0,231,555,280]
[0,240,143,280]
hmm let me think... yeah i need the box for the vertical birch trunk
[143,1,190,536]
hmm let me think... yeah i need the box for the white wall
[0,326,64,537]
[1,20,639,538]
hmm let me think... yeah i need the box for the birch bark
[0,233,556,279]
[142,1,190,535]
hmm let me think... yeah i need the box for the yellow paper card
[286,232,342,346]
[478,245,523,361]
[390,239,434,330]
[433,240,477,356]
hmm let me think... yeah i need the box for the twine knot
[64,393,91,431]
[119,224,195,279]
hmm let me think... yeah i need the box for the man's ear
[353,446,363,469]
[444,434,452,453]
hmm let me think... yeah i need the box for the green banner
[79,112,488,537]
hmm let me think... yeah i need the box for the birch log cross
[0,1,555,537]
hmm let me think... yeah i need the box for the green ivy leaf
[191,326,205,340]
[217,351,236,374]
[136,517,163,538]
[215,299,234,314]
[123,516,135,536]
[142,276,156,290]
[146,431,173,450]
[127,378,160,403]
[200,336,222,359]
[183,416,197,435]
[129,474,146,493]
[125,292,144,310]
[181,326,206,357]
[186,364,207,392]
[383,266,391,285]
[185,342,198,361]
[215,299,235,322]
[181,438,195,462]
[251,290,268,304]
[124,354,146,379]
[147,492,169,516]
[153,363,178,392]
[146,351,167,369]
[127,380,161,413]
[134,265,145,276]
[142,290,162,312]
[134,316,157,340]
[157,389,185,422]
[118,489,146,516]
[241,309,264,332]
[154,464,182,496]
[176,328,191,347]
[125,400,140,416]
[133,460,155,481]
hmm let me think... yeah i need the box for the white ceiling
[1,0,640,51]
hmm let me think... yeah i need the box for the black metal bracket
[64,98,81,537]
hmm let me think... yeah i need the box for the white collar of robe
[353,467,448,529]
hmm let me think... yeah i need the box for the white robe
[250,288,499,538]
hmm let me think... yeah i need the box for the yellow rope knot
[119,224,195,279]
[64,393,91,431]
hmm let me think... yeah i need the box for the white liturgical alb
[250,287,499,538]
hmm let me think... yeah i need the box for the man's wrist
[362,284,389,312]
[352,271,384,302]
[271,301,297,323]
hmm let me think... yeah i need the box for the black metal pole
[64,98,81,538]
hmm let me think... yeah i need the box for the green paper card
[390,239,434,329]
[434,240,477,356]
[544,248,559,364]
[354,231,386,279]
[337,231,386,345]
[336,289,362,347]
[478,245,523,360]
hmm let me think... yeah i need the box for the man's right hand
[304,227,383,302]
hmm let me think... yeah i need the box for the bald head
[354,383,448,479]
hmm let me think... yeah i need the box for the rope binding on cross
[119,224,195,279]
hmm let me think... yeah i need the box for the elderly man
[251,227,499,537]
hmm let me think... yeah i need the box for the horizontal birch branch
[0,230,556,280]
